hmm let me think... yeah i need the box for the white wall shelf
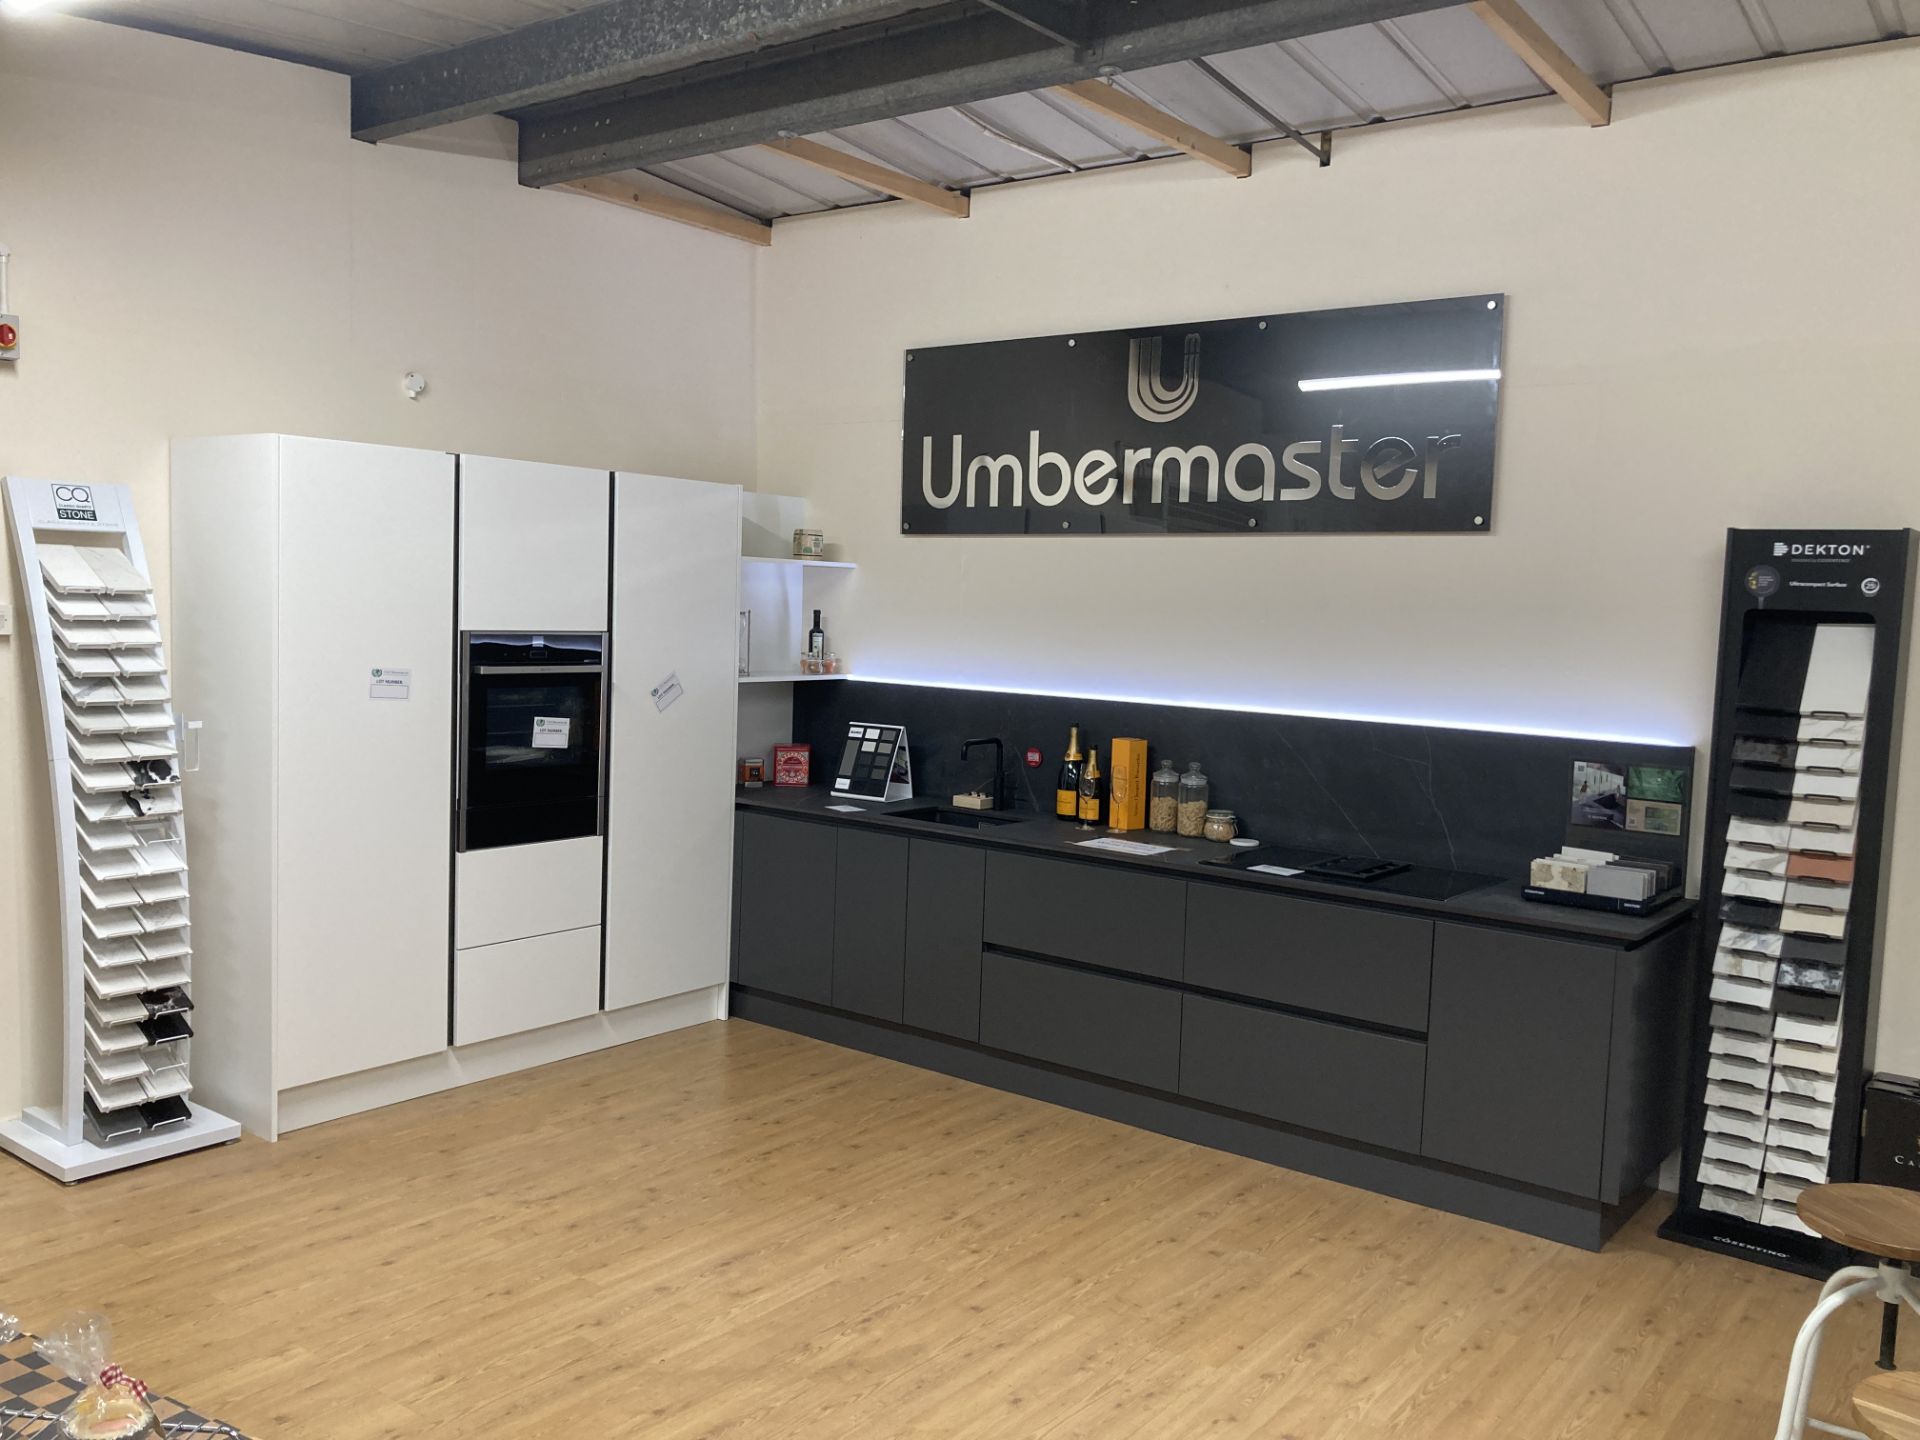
[740,556,856,571]
[739,672,853,685]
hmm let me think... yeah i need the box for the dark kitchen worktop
[735,787,1695,948]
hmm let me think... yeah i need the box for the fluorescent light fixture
[855,672,1687,749]
[1297,368,1501,393]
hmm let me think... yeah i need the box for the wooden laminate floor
[0,1020,1886,1438]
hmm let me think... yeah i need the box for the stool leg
[1878,1300,1898,1370]
[1776,1274,1882,1440]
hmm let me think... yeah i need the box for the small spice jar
[1176,761,1209,838]
[1202,809,1237,843]
[1148,760,1180,833]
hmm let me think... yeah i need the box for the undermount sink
[887,805,1020,830]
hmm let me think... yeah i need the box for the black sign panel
[901,294,1504,536]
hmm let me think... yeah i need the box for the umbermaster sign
[900,294,1505,537]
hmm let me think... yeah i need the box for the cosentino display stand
[1661,529,1916,1273]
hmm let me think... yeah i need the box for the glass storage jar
[1202,809,1237,843]
[1149,760,1180,833]
[1176,762,1209,838]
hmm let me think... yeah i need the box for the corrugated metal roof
[65,0,1920,222]
[648,0,1915,221]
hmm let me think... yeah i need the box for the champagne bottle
[1078,746,1104,825]
[1056,725,1084,819]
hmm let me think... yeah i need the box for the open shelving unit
[2,476,240,1181]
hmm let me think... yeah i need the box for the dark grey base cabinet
[733,809,1694,1249]
[734,811,835,1005]
[1179,994,1426,1154]
[831,829,909,1021]
[903,840,986,1040]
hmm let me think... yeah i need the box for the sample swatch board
[1663,530,1915,1272]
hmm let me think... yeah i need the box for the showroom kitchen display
[163,437,742,1138]
[729,680,1702,1250]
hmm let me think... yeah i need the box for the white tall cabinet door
[276,438,456,1088]
[458,455,610,631]
[605,473,742,1010]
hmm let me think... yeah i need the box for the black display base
[1522,886,1685,917]
[1656,1206,1845,1280]
[733,985,1653,1252]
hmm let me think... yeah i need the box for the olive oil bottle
[1055,724,1084,819]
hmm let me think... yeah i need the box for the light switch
[0,600,12,637]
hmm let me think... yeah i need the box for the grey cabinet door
[1421,923,1616,1197]
[983,852,1186,980]
[979,951,1181,1092]
[735,812,836,1005]
[832,828,910,1021]
[1180,995,1427,1152]
[904,839,986,1040]
[1184,883,1433,1031]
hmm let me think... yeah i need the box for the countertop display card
[902,294,1505,537]
[1074,836,1176,856]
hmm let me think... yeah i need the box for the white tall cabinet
[170,438,743,1139]
[605,472,742,1009]
[170,436,456,1137]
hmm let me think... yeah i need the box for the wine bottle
[807,610,825,661]
[1056,725,1084,819]
[1078,745,1104,826]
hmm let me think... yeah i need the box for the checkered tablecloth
[0,1335,252,1437]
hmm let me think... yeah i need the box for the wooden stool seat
[1799,1185,1920,1263]
[1854,1370,1920,1440]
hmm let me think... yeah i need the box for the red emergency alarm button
[0,324,16,349]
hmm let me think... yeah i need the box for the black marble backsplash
[792,681,1696,880]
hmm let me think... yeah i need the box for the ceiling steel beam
[558,176,774,246]
[975,0,1090,48]
[351,0,953,141]
[763,135,970,215]
[1468,0,1611,127]
[1053,79,1250,177]
[515,0,1458,186]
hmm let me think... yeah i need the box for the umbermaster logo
[1127,334,1200,424]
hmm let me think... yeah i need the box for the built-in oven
[457,632,608,852]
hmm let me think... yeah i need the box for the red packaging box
[773,743,812,787]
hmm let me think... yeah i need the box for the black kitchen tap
[960,736,1005,812]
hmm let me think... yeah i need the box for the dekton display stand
[1662,529,1916,1274]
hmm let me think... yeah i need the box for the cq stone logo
[52,484,97,522]
[1126,334,1201,424]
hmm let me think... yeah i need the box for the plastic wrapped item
[38,1313,157,1439]
[0,1308,18,1343]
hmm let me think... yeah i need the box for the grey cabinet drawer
[1179,994,1426,1153]
[1184,884,1433,1031]
[832,828,909,1021]
[983,852,1185,981]
[1421,923,1616,1197]
[979,951,1180,1092]
[903,839,986,1041]
[735,812,835,1005]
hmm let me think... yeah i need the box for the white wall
[755,43,1920,1070]
[0,17,757,1119]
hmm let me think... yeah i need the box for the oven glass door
[461,648,605,851]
